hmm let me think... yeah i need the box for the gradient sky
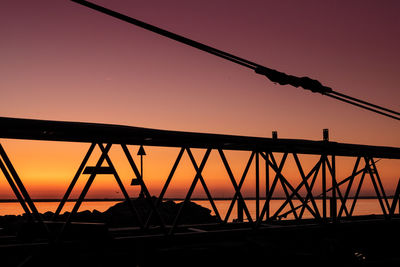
[1,0,399,200]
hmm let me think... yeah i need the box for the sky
[1,0,399,201]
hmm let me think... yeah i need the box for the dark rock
[43,211,54,220]
[0,198,217,234]
[103,197,216,227]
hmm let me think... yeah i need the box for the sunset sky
[1,0,399,200]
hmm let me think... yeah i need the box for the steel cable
[71,0,400,121]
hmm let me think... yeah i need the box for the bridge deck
[1,216,400,266]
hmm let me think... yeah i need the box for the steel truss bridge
[1,1,399,266]
[1,116,400,266]
[1,116,400,229]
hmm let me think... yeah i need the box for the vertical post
[140,155,143,197]
[137,145,146,198]
[322,155,327,219]
[330,197,337,220]
[237,199,244,222]
[323,128,329,142]
[331,155,337,221]
[272,131,277,140]
[255,152,259,221]
[322,129,328,220]
[140,154,143,198]
[265,152,270,220]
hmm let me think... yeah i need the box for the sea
[0,198,390,220]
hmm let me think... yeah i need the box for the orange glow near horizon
[0,139,399,200]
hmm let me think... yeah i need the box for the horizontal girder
[1,116,400,158]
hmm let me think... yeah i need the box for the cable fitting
[255,66,332,95]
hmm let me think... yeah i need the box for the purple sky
[1,0,400,145]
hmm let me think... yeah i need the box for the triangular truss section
[53,143,165,238]
[0,144,49,236]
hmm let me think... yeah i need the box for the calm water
[0,201,120,216]
[196,199,391,220]
[0,199,390,220]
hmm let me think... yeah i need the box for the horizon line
[0,196,395,203]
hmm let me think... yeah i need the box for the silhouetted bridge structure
[2,1,400,265]
[1,116,400,266]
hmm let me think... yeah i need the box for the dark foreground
[1,217,400,267]
[0,199,400,267]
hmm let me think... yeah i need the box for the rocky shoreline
[1,199,400,266]
[0,197,216,236]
